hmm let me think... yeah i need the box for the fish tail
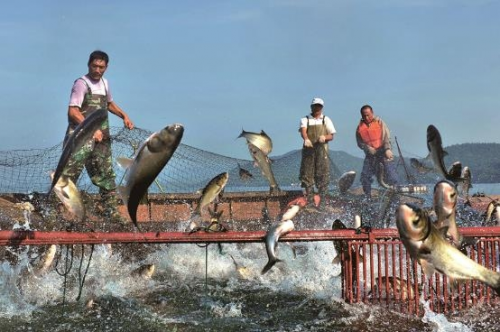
[261,258,281,275]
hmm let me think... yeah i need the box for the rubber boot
[304,188,320,213]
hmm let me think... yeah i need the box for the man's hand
[318,135,326,143]
[93,129,103,142]
[124,116,134,130]
[365,146,377,155]
[385,149,394,161]
[303,139,313,148]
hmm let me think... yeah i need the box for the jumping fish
[194,172,229,216]
[118,123,184,229]
[247,143,280,194]
[396,203,500,295]
[49,108,107,194]
[261,219,294,274]
[337,171,356,195]
[50,172,85,222]
[238,129,273,155]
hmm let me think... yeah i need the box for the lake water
[1,184,500,331]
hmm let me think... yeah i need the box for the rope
[54,244,74,306]
[76,244,95,302]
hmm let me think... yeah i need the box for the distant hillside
[444,143,500,183]
[273,142,500,185]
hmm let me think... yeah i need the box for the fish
[281,204,301,221]
[370,276,417,301]
[409,158,433,174]
[117,123,184,229]
[229,254,251,279]
[433,180,463,249]
[49,108,108,194]
[238,163,253,180]
[50,172,85,222]
[238,129,273,155]
[35,244,57,275]
[376,162,393,190]
[484,200,500,226]
[331,219,363,265]
[447,161,462,182]
[261,219,294,274]
[194,172,229,216]
[396,203,500,295]
[337,171,356,194]
[131,264,155,279]
[353,214,362,229]
[426,125,464,183]
[460,166,473,198]
[426,124,450,179]
[247,143,280,194]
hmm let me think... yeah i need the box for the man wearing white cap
[299,97,336,211]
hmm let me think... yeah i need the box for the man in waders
[356,104,398,199]
[62,50,134,223]
[299,97,336,212]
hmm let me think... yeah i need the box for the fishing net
[0,127,344,195]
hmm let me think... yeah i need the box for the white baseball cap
[311,97,324,106]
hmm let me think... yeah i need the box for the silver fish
[131,264,155,279]
[50,172,85,222]
[484,200,500,226]
[238,129,273,155]
[447,161,462,181]
[238,163,253,180]
[337,171,356,195]
[376,162,393,190]
[460,166,472,198]
[433,180,463,248]
[118,123,184,229]
[427,124,449,179]
[396,203,500,295]
[195,172,229,216]
[409,158,433,174]
[426,125,463,183]
[261,219,294,274]
[247,143,280,194]
[35,244,57,275]
[49,108,107,194]
[331,219,363,266]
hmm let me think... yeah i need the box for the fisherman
[355,104,398,199]
[61,50,134,222]
[299,97,336,211]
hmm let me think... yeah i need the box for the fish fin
[419,259,436,278]
[116,157,133,169]
[332,255,341,265]
[261,258,281,275]
[117,186,129,206]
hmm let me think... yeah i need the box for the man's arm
[108,101,134,129]
[68,106,85,126]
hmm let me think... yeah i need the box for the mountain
[273,142,500,185]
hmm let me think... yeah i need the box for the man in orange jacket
[355,104,398,198]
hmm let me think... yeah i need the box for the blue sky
[1,0,499,159]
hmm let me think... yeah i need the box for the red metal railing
[342,228,500,315]
[1,226,500,315]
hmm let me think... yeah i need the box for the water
[1,185,500,331]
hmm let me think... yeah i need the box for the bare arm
[108,101,134,129]
[68,106,85,126]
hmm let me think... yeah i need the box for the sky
[1,0,499,159]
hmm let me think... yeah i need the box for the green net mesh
[0,127,343,194]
